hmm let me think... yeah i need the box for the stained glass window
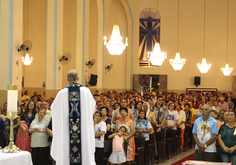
[139,8,160,67]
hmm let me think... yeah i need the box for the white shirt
[211,106,216,110]
[94,121,106,148]
[151,97,156,105]
[35,109,52,120]
[134,120,152,141]
[177,110,186,130]
[167,110,179,130]
[29,117,50,148]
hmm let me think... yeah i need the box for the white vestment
[51,86,96,165]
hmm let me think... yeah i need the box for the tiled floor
[156,149,195,165]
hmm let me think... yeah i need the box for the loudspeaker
[88,74,98,86]
[194,76,201,87]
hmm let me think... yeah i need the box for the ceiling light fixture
[104,0,128,55]
[221,0,233,76]
[198,0,211,73]
[170,0,185,70]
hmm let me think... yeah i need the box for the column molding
[45,0,63,90]
[96,0,105,89]
[75,0,84,85]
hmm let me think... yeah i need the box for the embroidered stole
[67,82,82,165]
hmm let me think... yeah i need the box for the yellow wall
[62,0,76,88]
[131,0,236,92]
[104,0,128,89]
[20,0,236,96]
[88,0,98,88]
[23,0,47,88]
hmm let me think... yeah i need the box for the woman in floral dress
[115,107,135,165]
[15,113,31,152]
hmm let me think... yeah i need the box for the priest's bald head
[67,69,79,83]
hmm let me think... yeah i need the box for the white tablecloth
[182,160,231,165]
[0,151,33,165]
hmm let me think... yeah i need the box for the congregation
[0,89,236,165]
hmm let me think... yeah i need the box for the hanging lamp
[148,43,167,66]
[198,0,211,73]
[22,0,33,65]
[221,0,233,76]
[104,0,128,55]
[148,0,167,66]
[22,53,33,65]
[170,0,185,70]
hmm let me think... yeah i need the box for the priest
[51,69,96,165]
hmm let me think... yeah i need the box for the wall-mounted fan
[18,40,32,56]
[105,64,113,72]
[59,52,71,65]
[86,59,96,69]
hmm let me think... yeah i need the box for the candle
[7,85,18,113]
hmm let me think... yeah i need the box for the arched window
[139,8,160,67]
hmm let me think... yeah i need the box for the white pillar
[0,0,23,90]
[45,0,63,91]
[75,0,90,85]
[96,0,105,89]
[0,0,23,106]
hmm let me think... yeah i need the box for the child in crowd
[108,125,127,165]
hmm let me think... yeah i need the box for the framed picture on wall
[186,88,217,95]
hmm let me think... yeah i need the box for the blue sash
[67,82,82,165]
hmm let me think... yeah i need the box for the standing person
[184,103,192,146]
[192,105,218,162]
[189,102,197,147]
[15,113,31,152]
[167,103,179,154]
[130,99,136,110]
[23,91,30,103]
[115,107,135,165]
[51,70,96,165]
[196,103,203,119]
[151,96,168,157]
[210,110,223,132]
[113,99,134,124]
[176,103,186,151]
[192,96,199,109]
[94,111,106,165]
[29,109,50,165]
[147,98,154,109]
[218,110,236,164]
[219,109,226,123]
[151,92,157,105]
[108,126,127,165]
[105,100,113,117]
[2,103,7,116]
[224,112,229,124]
[219,97,229,112]
[214,101,221,114]
[201,97,207,105]
[134,110,153,163]
[132,101,143,118]
[100,107,111,140]
[35,101,52,120]
[227,97,234,111]
[143,102,156,132]
[143,101,158,156]
[24,101,37,126]
[0,117,4,148]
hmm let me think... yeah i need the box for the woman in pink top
[109,125,127,165]
[15,113,31,152]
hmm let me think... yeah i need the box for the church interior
[1,0,236,164]
[1,0,236,104]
